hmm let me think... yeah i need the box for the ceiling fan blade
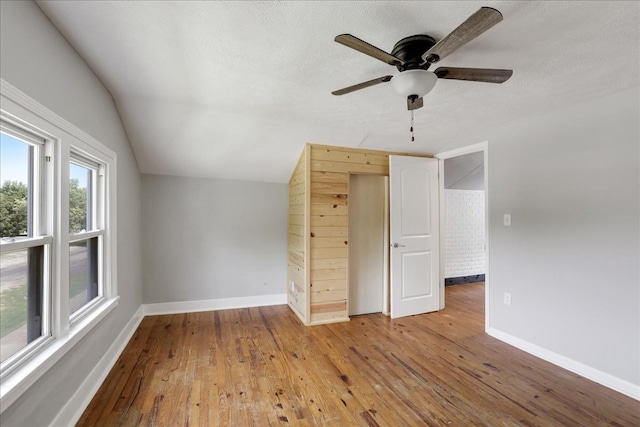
[332,75,393,96]
[434,67,512,83]
[335,34,404,66]
[407,96,424,110]
[422,7,503,64]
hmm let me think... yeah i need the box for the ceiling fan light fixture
[391,69,437,98]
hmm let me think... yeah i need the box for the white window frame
[68,152,106,323]
[0,120,53,376]
[0,79,119,412]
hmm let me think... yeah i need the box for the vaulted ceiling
[36,1,639,183]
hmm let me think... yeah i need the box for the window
[0,80,118,410]
[0,124,51,365]
[68,156,104,318]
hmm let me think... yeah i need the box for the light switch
[504,214,511,226]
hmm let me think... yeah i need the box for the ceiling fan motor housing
[391,35,436,71]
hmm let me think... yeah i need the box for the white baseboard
[486,327,640,401]
[143,293,287,316]
[50,306,144,427]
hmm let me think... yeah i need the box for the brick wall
[444,189,485,278]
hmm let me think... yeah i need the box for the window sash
[67,151,105,320]
[0,129,46,239]
[0,123,50,370]
[0,120,46,147]
[69,152,100,171]
[0,242,52,378]
[68,229,103,243]
[0,236,53,252]
[68,235,102,319]
[69,154,103,234]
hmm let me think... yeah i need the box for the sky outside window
[1,133,28,184]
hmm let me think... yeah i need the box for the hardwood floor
[78,283,639,426]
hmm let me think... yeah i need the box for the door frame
[435,141,489,329]
[347,173,388,317]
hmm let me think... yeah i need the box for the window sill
[0,296,119,413]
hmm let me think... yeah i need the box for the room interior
[0,1,638,425]
[443,150,486,286]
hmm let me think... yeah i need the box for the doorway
[436,142,489,327]
[348,155,440,319]
[348,174,388,316]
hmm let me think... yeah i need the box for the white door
[390,155,440,318]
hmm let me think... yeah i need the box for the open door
[390,155,440,318]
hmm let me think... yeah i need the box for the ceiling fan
[332,7,513,111]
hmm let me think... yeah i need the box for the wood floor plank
[77,283,640,426]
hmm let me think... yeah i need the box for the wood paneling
[310,170,349,183]
[288,193,305,205]
[310,237,349,248]
[309,247,348,259]
[310,258,347,269]
[311,289,346,304]
[289,144,429,325]
[309,215,348,227]
[310,204,347,216]
[310,193,348,205]
[288,224,304,237]
[311,147,390,166]
[288,203,304,215]
[310,268,347,281]
[288,214,304,226]
[310,226,347,238]
[310,301,347,314]
[309,278,347,292]
[310,182,348,194]
[288,252,304,266]
[287,147,308,323]
[308,144,392,324]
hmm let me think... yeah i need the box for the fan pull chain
[410,110,415,142]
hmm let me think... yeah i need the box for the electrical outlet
[291,282,295,292]
[504,214,512,226]
[504,292,511,305]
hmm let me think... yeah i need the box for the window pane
[69,162,92,233]
[69,237,99,314]
[0,133,30,239]
[0,246,44,363]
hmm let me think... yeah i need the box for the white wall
[142,174,287,304]
[0,1,142,425]
[443,151,485,191]
[487,87,639,392]
[444,190,485,278]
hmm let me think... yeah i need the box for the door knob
[392,243,406,248]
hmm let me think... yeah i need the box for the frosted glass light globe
[391,69,437,97]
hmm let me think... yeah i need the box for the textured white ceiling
[36,1,639,183]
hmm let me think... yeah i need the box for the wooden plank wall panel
[308,144,390,324]
[287,148,308,323]
[287,143,427,325]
